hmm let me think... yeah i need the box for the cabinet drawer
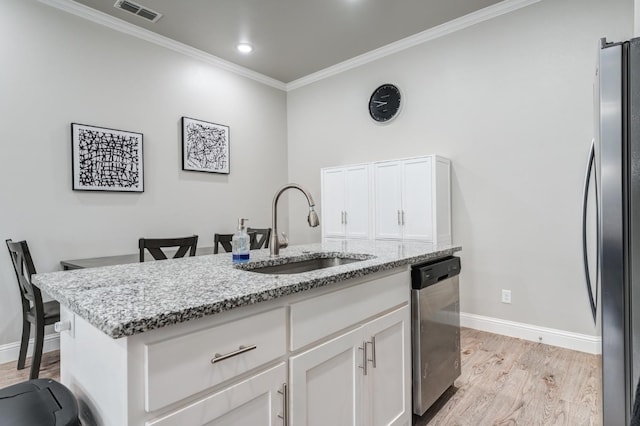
[290,271,409,351]
[145,308,286,412]
[146,362,286,426]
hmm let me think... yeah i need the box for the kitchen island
[34,240,461,426]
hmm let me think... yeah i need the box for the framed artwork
[182,116,230,174]
[71,123,144,192]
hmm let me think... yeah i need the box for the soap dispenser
[232,218,250,263]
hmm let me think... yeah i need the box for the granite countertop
[33,240,461,339]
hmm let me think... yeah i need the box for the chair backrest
[5,239,42,311]
[138,235,198,262]
[213,233,233,254]
[214,232,257,254]
[247,228,272,249]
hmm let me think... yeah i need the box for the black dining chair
[138,235,198,262]
[213,232,257,254]
[247,227,272,250]
[5,239,60,380]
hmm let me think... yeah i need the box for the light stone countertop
[33,240,461,339]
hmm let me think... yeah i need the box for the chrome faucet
[270,183,320,256]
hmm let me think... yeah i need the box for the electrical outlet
[501,289,511,304]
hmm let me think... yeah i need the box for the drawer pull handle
[211,344,257,364]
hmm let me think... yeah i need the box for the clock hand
[373,100,387,107]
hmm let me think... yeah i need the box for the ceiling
[71,0,503,84]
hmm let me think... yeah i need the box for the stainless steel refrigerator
[584,37,640,425]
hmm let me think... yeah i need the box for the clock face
[369,84,401,123]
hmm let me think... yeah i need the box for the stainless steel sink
[243,254,373,275]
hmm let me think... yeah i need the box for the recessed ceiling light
[236,43,253,54]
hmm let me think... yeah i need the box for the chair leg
[29,321,44,380]
[17,319,30,370]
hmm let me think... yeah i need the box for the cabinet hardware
[210,344,257,364]
[367,336,377,368]
[401,210,405,226]
[344,211,348,225]
[359,344,368,375]
[397,210,402,226]
[277,383,288,425]
[341,211,345,224]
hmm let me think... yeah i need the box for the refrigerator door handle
[582,139,598,323]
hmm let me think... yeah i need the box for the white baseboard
[460,312,601,355]
[0,334,60,365]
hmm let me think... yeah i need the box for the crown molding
[286,0,541,91]
[38,0,539,93]
[37,0,287,91]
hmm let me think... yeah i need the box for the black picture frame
[181,116,230,174]
[71,123,144,192]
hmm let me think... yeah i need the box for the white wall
[636,0,640,35]
[287,0,632,336]
[0,0,288,349]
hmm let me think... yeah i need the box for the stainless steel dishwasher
[411,256,461,415]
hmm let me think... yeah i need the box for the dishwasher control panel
[411,256,461,289]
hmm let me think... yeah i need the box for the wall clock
[369,84,401,123]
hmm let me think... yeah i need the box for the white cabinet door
[374,156,445,243]
[374,161,403,240]
[289,327,364,426]
[146,363,287,426]
[363,306,411,426]
[402,157,433,241]
[345,165,370,239]
[322,168,346,238]
[289,304,411,426]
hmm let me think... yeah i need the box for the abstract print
[182,117,229,174]
[72,124,144,192]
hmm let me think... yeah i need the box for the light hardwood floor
[415,328,602,426]
[0,329,601,425]
[0,349,60,388]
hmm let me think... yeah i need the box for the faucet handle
[278,232,289,249]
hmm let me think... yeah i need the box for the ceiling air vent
[114,0,162,23]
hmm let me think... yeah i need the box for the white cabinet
[289,305,410,426]
[321,164,371,239]
[373,161,404,240]
[364,307,410,426]
[374,156,451,244]
[146,363,287,426]
[60,268,413,426]
[144,308,286,411]
[321,155,451,244]
[289,327,363,426]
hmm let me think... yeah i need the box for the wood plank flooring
[415,328,602,426]
[0,350,60,388]
[0,329,601,426]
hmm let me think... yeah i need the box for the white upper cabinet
[322,155,451,244]
[321,164,371,239]
[373,161,404,240]
[374,155,451,244]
